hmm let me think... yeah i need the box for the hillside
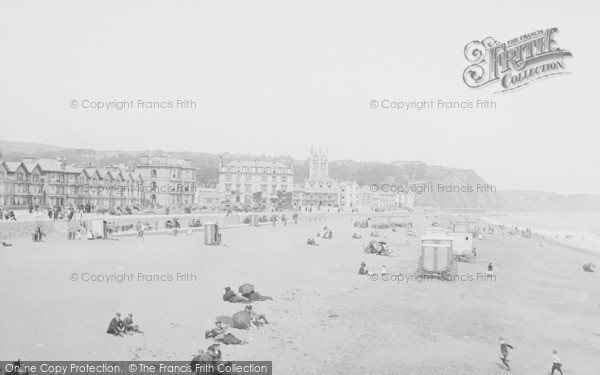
[0,139,67,154]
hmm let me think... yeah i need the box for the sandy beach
[1,213,599,374]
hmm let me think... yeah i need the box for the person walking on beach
[499,338,514,370]
[135,221,144,241]
[551,349,563,374]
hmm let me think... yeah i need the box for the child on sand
[487,263,493,276]
[123,313,144,334]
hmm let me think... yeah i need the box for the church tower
[309,144,329,179]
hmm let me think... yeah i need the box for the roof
[4,162,23,173]
[306,176,337,183]
[222,160,291,169]
[142,156,194,168]
[35,158,81,173]
[23,163,41,173]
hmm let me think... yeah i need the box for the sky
[1,0,599,194]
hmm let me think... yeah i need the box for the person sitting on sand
[358,262,369,275]
[242,290,272,301]
[380,265,388,275]
[123,313,143,334]
[583,263,596,272]
[106,313,125,337]
[205,321,245,345]
[223,287,250,303]
[198,343,221,362]
[487,263,494,276]
[190,349,204,372]
[245,305,268,326]
[352,233,362,239]
[307,238,319,246]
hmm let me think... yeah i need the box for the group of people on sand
[106,312,143,337]
[319,226,333,239]
[222,286,272,303]
[187,285,274,371]
[358,262,393,277]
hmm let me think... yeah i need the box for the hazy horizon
[1,1,599,195]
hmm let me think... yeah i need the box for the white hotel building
[218,160,293,205]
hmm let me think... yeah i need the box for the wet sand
[1,213,599,374]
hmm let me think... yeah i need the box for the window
[261,185,267,193]
[245,184,252,193]
[226,175,232,181]
[245,175,251,181]
[272,175,277,182]
[282,176,287,182]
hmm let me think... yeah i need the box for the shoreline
[478,214,600,257]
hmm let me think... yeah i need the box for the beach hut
[447,232,475,262]
[417,234,456,280]
[204,222,221,245]
[424,227,449,235]
[452,221,478,234]
[91,219,114,239]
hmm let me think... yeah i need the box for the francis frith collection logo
[463,28,573,92]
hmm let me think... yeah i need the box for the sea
[480,211,600,254]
